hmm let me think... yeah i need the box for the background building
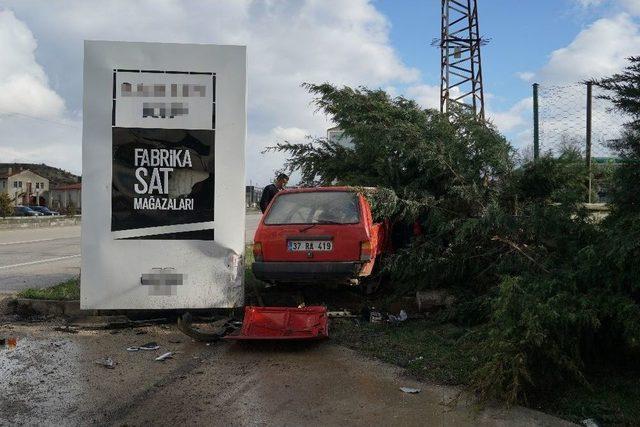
[246,185,262,208]
[0,167,49,206]
[327,126,354,148]
[0,163,81,209]
[49,183,82,213]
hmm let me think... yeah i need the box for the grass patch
[331,317,640,425]
[533,368,640,426]
[17,277,80,301]
[331,318,485,386]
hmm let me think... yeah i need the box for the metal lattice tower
[438,0,486,120]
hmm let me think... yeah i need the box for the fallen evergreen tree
[269,62,640,405]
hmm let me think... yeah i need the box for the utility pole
[533,83,540,160]
[585,81,593,203]
[438,0,486,120]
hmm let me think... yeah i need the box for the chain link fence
[537,83,627,159]
[534,82,631,203]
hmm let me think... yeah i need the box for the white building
[0,167,49,206]
[327,126,354,148]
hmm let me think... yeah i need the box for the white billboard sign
[81,41,246,309]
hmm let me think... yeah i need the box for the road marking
[0,254,81,270]
[0,237,78,246]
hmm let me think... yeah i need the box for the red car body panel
[252,187,390,283]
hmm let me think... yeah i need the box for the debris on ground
[327,310,356,318]
[54,325,79,333]
[415,290,456,312]
[369,309,383,323]
[139,342,160,350]
[224,306,329,341]
[5,336,17,350]
[399,387,421,394]
[127,342,160,351]
[177,314,236,342]
[581,419,600,427]
[388,310,408,323]
[93,318,169,330]
[94,357,116,369]
[155,352,173,361]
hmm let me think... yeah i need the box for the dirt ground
[0,319,574,427]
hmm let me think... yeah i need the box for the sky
[0,0,638,186]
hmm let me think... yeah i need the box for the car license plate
[288,240,333,251]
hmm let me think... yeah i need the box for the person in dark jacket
[259,173,289,213]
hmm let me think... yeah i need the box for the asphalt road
[0,226,81,293]
[0,212,262,293]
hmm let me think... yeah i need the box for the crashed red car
[252,187,390,284]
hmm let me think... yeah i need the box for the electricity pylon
[437,0,487,120]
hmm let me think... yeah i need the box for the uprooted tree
[269,63,640,405]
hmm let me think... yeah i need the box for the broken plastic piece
[139,342,160,351]
[400,387,421,394]
[224,306,329,340]
[369,310,383,323]
[126,342,160,351]
[155,352,173,361]
[327,310,355,318]
[95,357,115,369]
[7,336,17,350]
[388,310,408,323]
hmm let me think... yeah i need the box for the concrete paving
[0,212,262,293]
[0,322,573,426]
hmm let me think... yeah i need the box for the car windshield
[264,191,360,225]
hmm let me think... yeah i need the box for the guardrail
[0,215,81,230]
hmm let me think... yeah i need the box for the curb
[9,298,225,321]
[0,215,81,230]
[12,298,81,317]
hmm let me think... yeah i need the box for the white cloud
[405,84,465,111]
[405,84,441,110]
[0,0,419,185]
[0,10,64,118]
[538,13,640,84]
[574,0,606,7]
[620,0,640,15]
[573,0,640,15]
[516,71,535,82]
[488,97,533,133]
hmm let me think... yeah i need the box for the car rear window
[264,191,360,225]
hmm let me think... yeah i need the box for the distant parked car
[14,206,42,216]
[29,206,60,216]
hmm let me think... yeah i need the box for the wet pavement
[0,322,573,426]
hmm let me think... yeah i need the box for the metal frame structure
[439,0,486,120]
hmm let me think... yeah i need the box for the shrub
[0,192,12,218]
